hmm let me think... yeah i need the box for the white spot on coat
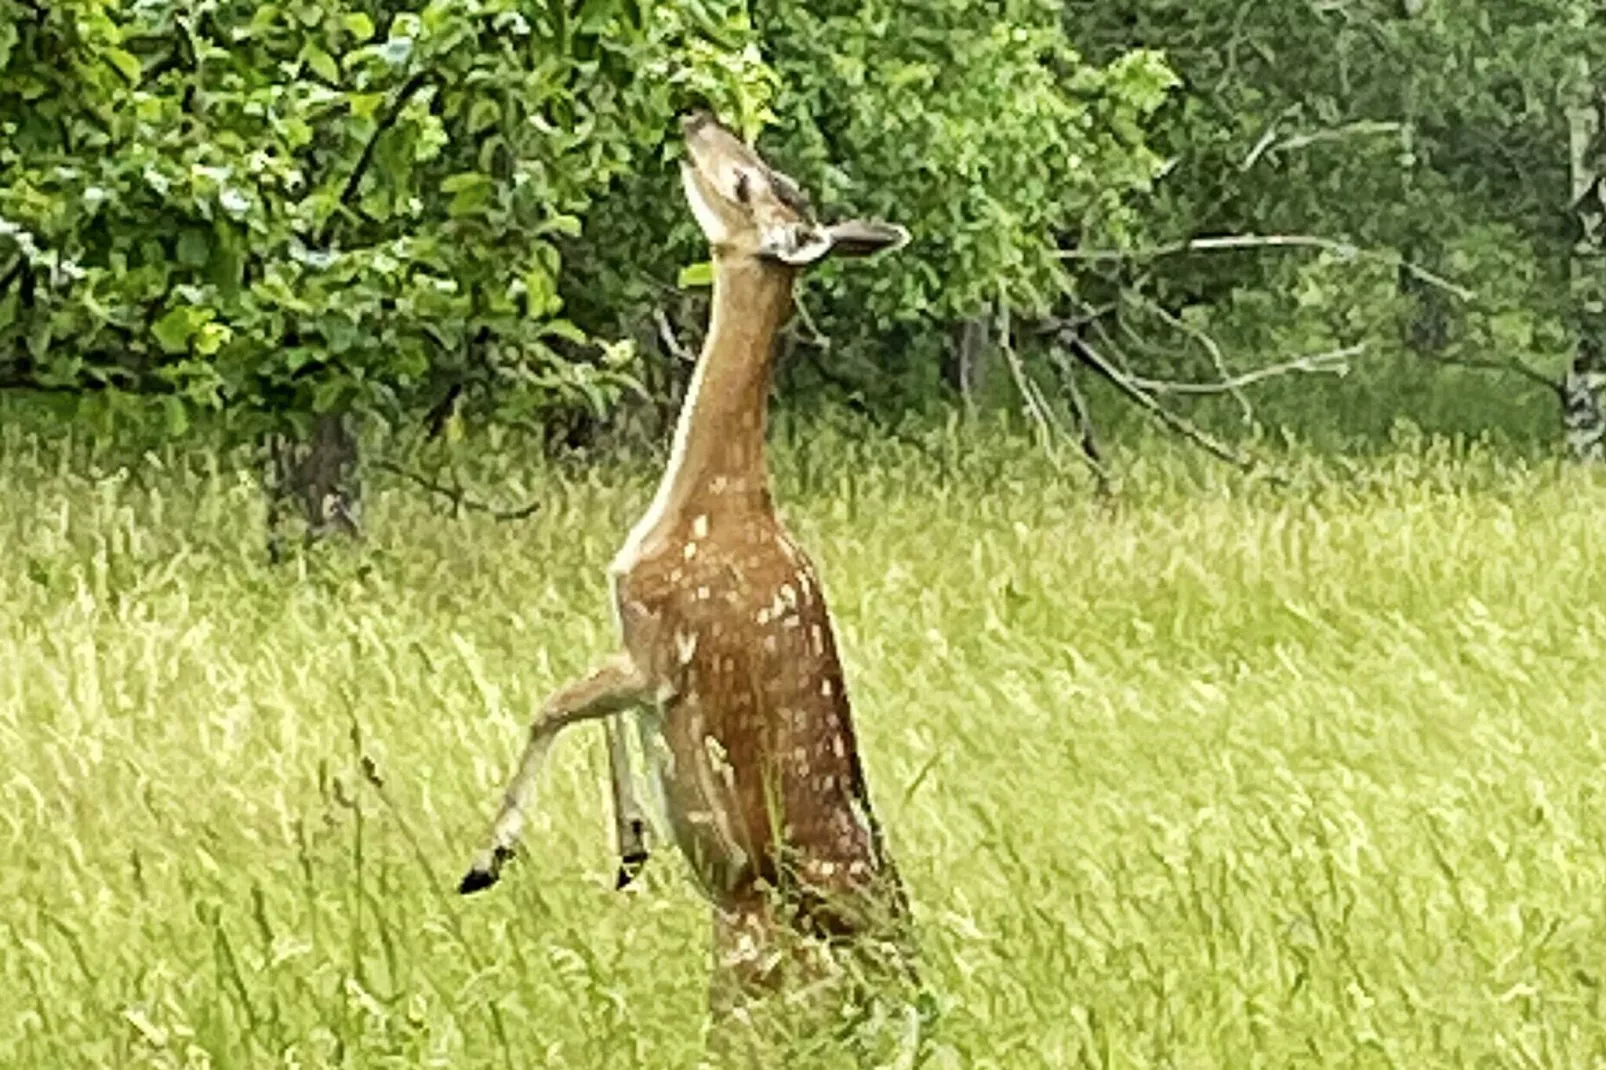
[683,542,697,560]
[692,514,709,538]
[676,631,698,664]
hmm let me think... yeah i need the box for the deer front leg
[606,715,652,889]
[460,652,649,894]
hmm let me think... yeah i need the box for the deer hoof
[459,847,511,895]
[458,866,499,895]
[615,850,649,890]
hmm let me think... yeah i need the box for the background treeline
[3,0,1604,497]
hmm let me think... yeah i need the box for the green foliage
[749,0,1175,395]
[12,0,1594,445]
[1064,0,1602,409]
[1,0,1181,433]
[0,0,771,433]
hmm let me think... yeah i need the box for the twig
[315,70,434,247]
[1423,355,1561,395]
[1044,341,1113,494]
[373,459,541,521]
[1124,289,1252,420]
[793,295,832,351]
[1125,344,1365,395]
[652,307,695,365]
[1060,233,1476,303]
[1057,329,1281,482]
[1243,121,1405,170]
[995,302,1048,451]
[0,255,23,295]
[995,298,1075,471]
[424,382,463,440]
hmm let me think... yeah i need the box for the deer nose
[680,109,716,136]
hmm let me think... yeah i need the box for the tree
[0,0,772,540]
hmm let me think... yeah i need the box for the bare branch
[373,459,542,522]
[1043,343,1113,495]
[1055,329,1281,482]
[1422,355,1561,395]
[1126,344,1365,395]
[653,307,695,365]
[995,301,1061,460]
[792,295,832,351]
[1243,121,1405,170]
[995,298,1119,490]
[315,71,435,247]
[1124,289,1252,420]
[1060,233,1476,303]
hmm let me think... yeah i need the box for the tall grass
[4,417,1606,1068]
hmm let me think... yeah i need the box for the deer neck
[617,256,794,569]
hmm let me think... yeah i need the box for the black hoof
[615,850,649,890]
[459,847,512,895]
[458,866,499,895]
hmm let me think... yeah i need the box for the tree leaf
[677,261,714,288]
[303,44,339,83]
[343,13,376,41]
[152,306,214,354]
[105,48,142,84]
[163,396,190,437]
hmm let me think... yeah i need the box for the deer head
[679,111,909,267]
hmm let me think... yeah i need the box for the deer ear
[768,225,836,266]
[823,220,909,258]
[768,219,909,266]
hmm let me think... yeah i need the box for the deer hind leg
[460,652,648,894]
[705,898,792,1065]
[706,894,881,1067]
[605,715,651,889]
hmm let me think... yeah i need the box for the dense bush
[0,0,1175,440]
[6,0,1604,455]
[0,0,773,437]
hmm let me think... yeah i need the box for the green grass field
[5,420,1606,1068]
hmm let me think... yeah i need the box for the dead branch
[1125,343,1365,396]
[1421,354,1562,395]
[1044,342,1113,495]
[995,297,1118,490]
[653,307,695,365]
[1060,233,1476,303]
[1123,288,1252,420]
[793,295,832,351]
[995,301,1061,458]
[1055,328,1282,482]
[373,459,542,521]
[1243,120,1405,171]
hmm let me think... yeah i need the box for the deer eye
[734,172,751,204]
